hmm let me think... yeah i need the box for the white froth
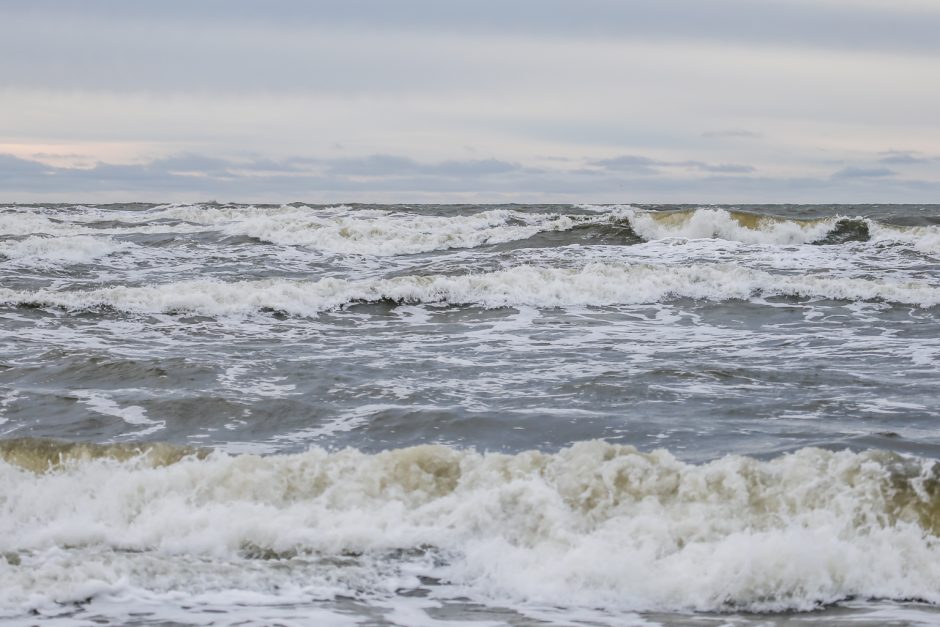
[6,204,940,262]
[0,391,17,427]
[142,203,356,225]
[218,365,297,399]
[625,208,838,245]
[573,203,639,213]
[72,391,165,436]
[1,263,938,316]
[0,235,132,266]
[612,206,940,256]
[0,212,87,237]
[0,443,937,615]
[869,222,940,254]
[66,204,593,256]
[222,208,584,255]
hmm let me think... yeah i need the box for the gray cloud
[2,1,939,97]
[0,153,529,196]
[590,156,660,175]
[592,155,755,175]
[0,154,51,178]
[699,163,756,174]
[4,1,940,55]
[832,166,897,179]
[701,130,762,139]
[2,0,938,199]
[878,151,939,165]
[324,155,521,178]
[3,152,938,204]
[30,152,92,160]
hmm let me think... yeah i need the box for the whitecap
[2,262,938,316]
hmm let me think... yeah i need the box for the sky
[2,0,939,204]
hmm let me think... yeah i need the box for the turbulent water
[1,202,940,626]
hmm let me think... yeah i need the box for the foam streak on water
[1,202,939,625]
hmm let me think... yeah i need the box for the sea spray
[0,441,938,613]
[1,263,938,316]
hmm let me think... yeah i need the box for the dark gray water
[1,203,939,625]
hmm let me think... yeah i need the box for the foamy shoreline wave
[4,204,940,257]
[0,235,133,266]
[0,440,938,615]
[1,262,938,316]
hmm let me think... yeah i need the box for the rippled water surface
[1,203,939,625]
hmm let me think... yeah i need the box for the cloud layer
[3,151,938,204]
[2,1,939,202]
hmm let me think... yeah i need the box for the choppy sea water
[1,202,939,626]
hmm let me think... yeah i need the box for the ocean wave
[96,204,602,254]
[1,263,938,316]
[0,235,133,265]
[1,440,937,613]
[580,206,940,252]
[8,205,940,258]
[0,212,86,237]
[221,208,589,255]
[0,439,204,473]
[869,222,940,254]
[625,208,841,245]
[146,206,940,255]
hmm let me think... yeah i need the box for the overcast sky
[2,0,939,203]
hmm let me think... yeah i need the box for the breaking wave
[97,204,602,255]
[0,211,85,237]
[626,208,840,245]
[581,205,940,252]
[224,208,590,255]
[869,222,940,254]
[1,440,938,613]
[0,235,133,265]
[0,439,204,473]
[5,205,940,257]
[1,263,938,316]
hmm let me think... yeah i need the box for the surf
[2,262,938,316]
[1,440,938,614]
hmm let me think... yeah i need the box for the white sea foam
[0,212,86,237]
[573,203,639,213]
[623,207,839,245]
[72,391,165,437]
[1,263,938,316]
[216,207,587,255]
[0,208,211,238]
[218,365,297,398]
[0,442,937,615]
[51,204,606,255]
[73,204,592,255]
[0,235,132,266]
[7,204,940,260]
[140,203,354,225]
[592,205,940,254]
[869,222,940,254]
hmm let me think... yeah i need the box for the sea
[1,202,939,626]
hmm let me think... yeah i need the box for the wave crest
[0,439,204,473]
[2,263,938,316]
[0,235,132,265]
[1,441,938,612]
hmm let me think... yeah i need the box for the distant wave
[1,440,938,612]
[0,235,133,266]
[0,211,85,237]
[581,205,940,252]
[628,207,842,245]
[221,208,590,255]
[4,204,940,257]
[2,263,938,316]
